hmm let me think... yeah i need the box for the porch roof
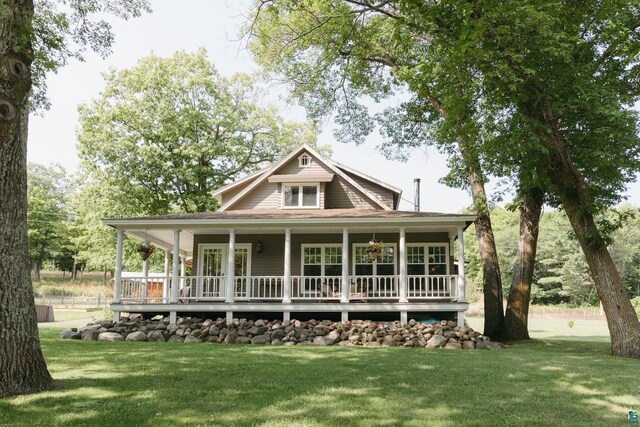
[104,208,474,225]
[103,209,475,256]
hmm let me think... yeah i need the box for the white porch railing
[117,274,459,303]
[349,275,398,299]
[291,276,341,300]
[407,275,457,299]
[236,276,284,300]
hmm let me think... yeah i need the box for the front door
[198,244,252,299]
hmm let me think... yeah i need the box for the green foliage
[465,206,640,306]
[30,0,151,110]
[77,49,317,214]
[27,163,72,272]
[632,297,640,317]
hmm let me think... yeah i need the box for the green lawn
[1,320,638,426]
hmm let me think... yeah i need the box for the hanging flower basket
[137,244,155,261]
[366,240,385,261]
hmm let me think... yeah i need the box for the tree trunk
[32,260,41,281]
[537,101,640,358]
[0,0,54,397]
[457,141,505,338]
[71,259,78,281]
[503,186,544,341]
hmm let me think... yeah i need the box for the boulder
[126,331,147,342]
[255,319,266,327]
[364,341,381,347]
[60,330,81,340]
[486,342,505,350]
[271,339,284,346]
[271,329,286,341]
[81,329,100,341]
[325,330,340,344]
[236,336,252,344]
[167,335,184,343]
[313,336,334,346]
[313,325,329,336]
[444,342,462,350]
[184,335,203,343]
[78,324,100,333]
[381,335,397,347]
[426,335,448,349]
[224,331,239,344]
[251,335,271,345]
[247,326,268,336]
[147,330,166,342]
[462,340,476,350]
[98,332,124,342]
[476,340,488,350]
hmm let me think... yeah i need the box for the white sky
[27,0,640,212]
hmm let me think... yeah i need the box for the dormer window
[299,154,311,167]
[283,184,319,208]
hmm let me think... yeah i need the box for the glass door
[199,245,225,298]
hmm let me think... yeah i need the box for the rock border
[60,317,507,349]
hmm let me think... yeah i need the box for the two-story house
[104,145,474,325]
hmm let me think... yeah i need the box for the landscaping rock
[147,331,166,342]
[462,340,476,350]
[81,329,99,341]
[126,331,147,342]
[98,332,124,342]
[184,335,203,343]
[426,335,448,349]
[60,330,81,340]
[236,337,252,344]
[444,342,462,350]
[251,335,271,345]
[313,336,333,346]
[167,335,184,343]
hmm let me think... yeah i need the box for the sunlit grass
[1,322,639,426]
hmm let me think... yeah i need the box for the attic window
[299,154,311,167]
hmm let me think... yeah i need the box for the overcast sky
[27,0,640,212]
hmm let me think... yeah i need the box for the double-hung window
[283,184,319,208]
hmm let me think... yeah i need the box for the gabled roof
[218,144,396,212]
[328,159,402,209]
[211,166,269,203]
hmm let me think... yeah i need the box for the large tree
[248,0,508,337]
[77,49,317,214]
[0,0,149,398]
[400,0,640,357]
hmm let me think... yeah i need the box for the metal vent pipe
[413,178,421,212]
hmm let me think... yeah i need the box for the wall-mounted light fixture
[256,240,263,254]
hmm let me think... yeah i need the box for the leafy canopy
[77,49,318,214]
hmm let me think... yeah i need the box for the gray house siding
[343,171,395,209]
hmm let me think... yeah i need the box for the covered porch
[106,210,474,325]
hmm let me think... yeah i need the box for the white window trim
[298,153,312,167]
[281,183,320,209]
[300,244,342,277]
[405,243,450,275]
[352,243,398,276]
[197,243,252,277]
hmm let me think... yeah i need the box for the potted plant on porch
[366,240,385,261]
[137,244,155,261]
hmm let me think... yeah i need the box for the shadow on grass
[1,330,638,426]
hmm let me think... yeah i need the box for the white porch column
[282,228,292,303]
[113,229,124,303]
[170,230,181,303]
[398,228,408,303]
[142,241,149,301]
[225,229,236,303]
[457,227,467,302]
[180,257,186,290]
[340,228,349,303]
[163,251,170,302]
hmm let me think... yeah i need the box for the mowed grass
[2,317,639,427]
